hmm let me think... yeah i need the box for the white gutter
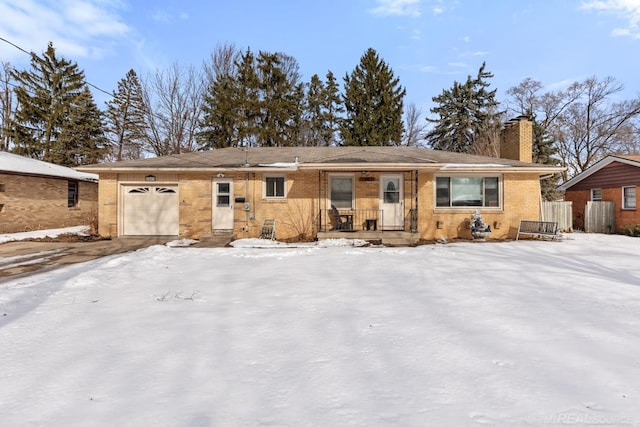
[78,163,565,174]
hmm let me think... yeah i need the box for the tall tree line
[3,42,639,181]
[1,43,409,162]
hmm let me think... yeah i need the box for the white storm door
[212,179,234,230]
[380,174,404,230]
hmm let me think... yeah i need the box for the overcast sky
[1,0,639,116]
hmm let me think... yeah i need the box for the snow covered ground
[1,233,639,426]
[0,226,90,244]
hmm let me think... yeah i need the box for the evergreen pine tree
[235,49,261,147]
[341,48,405,146]
[305,73,325,146]
[255,51,300,147]
[54,86,107,166]
[105,69,147,160]
[9,42,86,162]
[200,73,241,149]
[304,71,343,146]
[321,71,343,146]
[532,119,561,200]
[426,62,502,155]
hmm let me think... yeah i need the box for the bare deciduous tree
[203,42,240,83]
[0,61,14,151]
[507,76,640,180]
[141,63,205,156]
[400,103,426,146]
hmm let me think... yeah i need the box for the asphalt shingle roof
[79,146,556,170]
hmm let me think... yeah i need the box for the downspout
[414,170,419,233]
[539,173,556,221]
[245,172,250,230]
[317,170,322,233]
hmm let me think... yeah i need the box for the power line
[0,35,113,98]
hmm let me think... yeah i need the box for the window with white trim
[591,188,602,201]
[330,175,354,209]
[436,176,500,208]
[623,186,636,209]
[264,176,286,199]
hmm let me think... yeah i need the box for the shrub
[623,224,640,237]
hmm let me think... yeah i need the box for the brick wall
[0,172,98,234]
[97,170,544,241]
[500,117,533,163]
[418,171,542,240]
[565,186,640,231]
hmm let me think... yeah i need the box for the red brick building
[558,155,640,232]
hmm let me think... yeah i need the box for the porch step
[194,233,236,247]
[317,231,420,246]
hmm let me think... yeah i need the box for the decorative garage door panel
[123,185,179,235]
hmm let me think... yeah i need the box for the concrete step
[317,230,420,246]
[195,233,236,247]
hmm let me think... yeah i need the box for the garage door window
[129,187,149,194]
[156,187,176,194]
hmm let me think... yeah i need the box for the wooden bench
[516,220,559,240]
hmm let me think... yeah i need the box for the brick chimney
[500,116,533,163]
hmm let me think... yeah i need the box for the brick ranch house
[558,155,640,232]
[0,151,98,234]
[78,117,564,244]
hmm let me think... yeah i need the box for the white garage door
[122,185,179,235]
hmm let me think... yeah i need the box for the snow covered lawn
[1,234,639,426]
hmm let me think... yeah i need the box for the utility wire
[0,35,113,98]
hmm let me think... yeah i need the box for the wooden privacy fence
[585,201,616,233]
[541,201,573,232]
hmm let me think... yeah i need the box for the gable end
[567,161,640,190]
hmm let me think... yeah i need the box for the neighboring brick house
[558,155,640,232]
[78,117,563,243]
[0,151,99,234]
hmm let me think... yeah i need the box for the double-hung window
[436,176,500,208]
[264,176,286,199]
[330,175,354,209]
[623,186,636,209]
[68,181,79,208]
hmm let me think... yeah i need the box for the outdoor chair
[330,205,354,231]
[260,219,276,240]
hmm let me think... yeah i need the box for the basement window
[68,181,79,208]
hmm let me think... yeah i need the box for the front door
[212,179,234,231]
[380,174,403,230]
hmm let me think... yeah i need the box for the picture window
[436,176,500,208]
